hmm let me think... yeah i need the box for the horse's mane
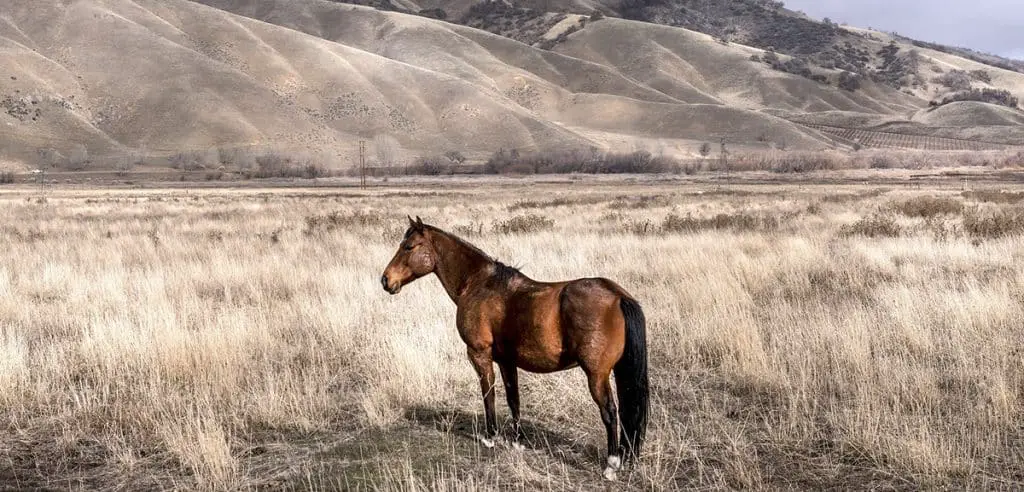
[493,260,523,284]
[413,223,524,284]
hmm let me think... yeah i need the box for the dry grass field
[1,174,1023,490]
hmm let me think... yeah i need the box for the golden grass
[0,180,1022,490]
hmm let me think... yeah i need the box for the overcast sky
[782,0,1024,60]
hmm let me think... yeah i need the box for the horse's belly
[502,334,575,373]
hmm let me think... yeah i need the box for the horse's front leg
[468,346,498,447]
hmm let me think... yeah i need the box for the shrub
[241,151,326,179]
[0,172,13,184]
[838,71,862,91]
[937,88,1019,109]
[481,148,678,175]
[962,190,1024,204]
[507,197,578,211]
[625,219,656,235]
[932,70,972,91]
[662,212,781,233]
[492,214,554,234]
[303,211,385,236]
[839,214,901,238]
[888,196,964,218]
[699,143,712,157]
[169,150,210,171]
[66,144,89,171]
[416,8,446,19]
[969,69,992,84]
[869,155,896,169]
[408,156,449,175]
[962,208,1024,238]
[444,150,466,164]
[768,153,838,173]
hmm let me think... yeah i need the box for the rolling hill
[0,0,1022,173]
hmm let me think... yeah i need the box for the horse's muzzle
[381,274,400,295]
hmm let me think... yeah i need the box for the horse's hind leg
[584,367,620,480]
[468,347,498,447]
[498,362,524,450]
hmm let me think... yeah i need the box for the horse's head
[381,215,437,295]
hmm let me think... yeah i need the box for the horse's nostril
[381,275,389,289]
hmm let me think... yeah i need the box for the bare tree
[37,148,61,168]
[374,134,402,174]
[67,144,89,171]
[117,153,137,176]
[444,150,466,164]
[699,142,712,157]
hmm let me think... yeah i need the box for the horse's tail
[614,296,649,462]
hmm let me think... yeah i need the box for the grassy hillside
[0,0,1022,173]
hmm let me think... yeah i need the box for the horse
[381,216,649,480]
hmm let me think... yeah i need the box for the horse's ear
[407,215,424,232]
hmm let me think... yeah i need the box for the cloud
[783,0,1024,58]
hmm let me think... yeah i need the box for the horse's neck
[430,230,492,303]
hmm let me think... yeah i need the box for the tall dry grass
[0,181,1021,490]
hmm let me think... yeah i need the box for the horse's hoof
[603,455,621,481]
[478,435,496,448]
[510,441,525,451]
[607,455,621,470]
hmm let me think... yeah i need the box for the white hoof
[607,455,622,470]
[603,455,621,481]
[478,436,495,448]
[510,441,525,451]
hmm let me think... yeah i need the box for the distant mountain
[0,0,1022,173]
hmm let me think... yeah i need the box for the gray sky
[783,0,1024,60]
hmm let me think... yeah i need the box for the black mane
[494,260,523,284]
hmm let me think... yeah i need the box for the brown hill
[0,0,1021,172]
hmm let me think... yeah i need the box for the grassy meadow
[0,175,1022,490]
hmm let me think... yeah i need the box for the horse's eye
[403,244,414,251]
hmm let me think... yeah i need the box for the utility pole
[358,140,366,189]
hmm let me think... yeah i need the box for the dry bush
[483,148,681,175]
[607,195,671,209]
[303,210,386,235]
[730,152,843,173]
[868,154,896,169]
[507,197,577,211]
[452,222,485,237]
[407,156,450,176]
[962,190,1024,204]
[491,214,554,234]
[169,150,214,171]
[624,218,657,235]
[247,151,327,179]
[888,196,964,218]
[839,213,902,237]
[822,188,890,203]
[399,148,1021,176]
[662,212,782,233]
[962,207,1024,238]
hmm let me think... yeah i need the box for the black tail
[615,297,649,462]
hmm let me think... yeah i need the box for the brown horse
[381,216,648,480]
